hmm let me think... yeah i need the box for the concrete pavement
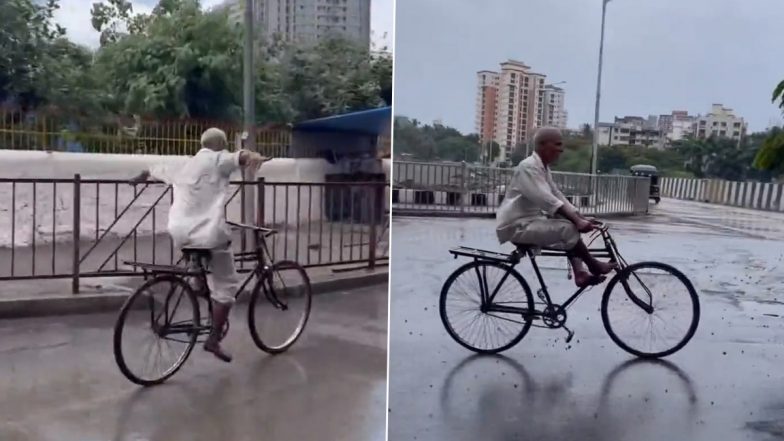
[0,283,388,441]
[388,198,784,441]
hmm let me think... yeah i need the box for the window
[712,121,718,126]
[733,131,740,137]
[720,122,727,127]
[719,130,726,136]
[733,122,741,128]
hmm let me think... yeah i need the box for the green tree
[0,0,66,109]
[753,80,784,174]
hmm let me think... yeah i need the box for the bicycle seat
[181,247,212,259]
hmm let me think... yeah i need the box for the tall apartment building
[218,0,371,47]
[693,104,747,145]
[543,85,568,129]
[475,60,553,163]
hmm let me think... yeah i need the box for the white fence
[661,177,784,212]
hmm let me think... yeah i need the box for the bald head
[200,127,228,151]
[532,127,564,166]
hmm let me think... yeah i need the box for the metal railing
[0,176,389,293]
[0,110,291,157]
[392,161,649,216]
[661,177,784,212]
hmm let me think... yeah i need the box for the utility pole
[242,0,256,234]
[590,0,611,199]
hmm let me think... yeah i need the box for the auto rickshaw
[630,164,660,204]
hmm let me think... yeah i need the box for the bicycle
[439,221,700,358]
[113,221,312,386]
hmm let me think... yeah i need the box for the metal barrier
[0,176,389,293]
[0,110,290,157]
[661,177,784,212]
[392,161,649,216]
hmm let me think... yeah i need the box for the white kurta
[496,152,580,250]
[149,148,241,304]
[150,148,240,249]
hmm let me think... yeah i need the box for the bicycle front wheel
[601,262,700,358]
[248,260,312,354]
[439,261,534,354]
[113,275,200,386]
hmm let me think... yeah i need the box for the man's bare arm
[238,150,271,169]
[557,204,593,233]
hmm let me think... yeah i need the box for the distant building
[474,60,556,163]
[217,0,371,47]
[597,116,665,149]
[693,104,747,145]
[542,85,567,130]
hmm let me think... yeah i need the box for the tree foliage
[1,0,391,125]
[752,80,784,173]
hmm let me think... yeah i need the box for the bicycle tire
[113,275,200,386]
[439,261,534,354]
[248,260,312,354]
[601,261,700,358]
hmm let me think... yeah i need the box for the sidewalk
[0,263,388,319]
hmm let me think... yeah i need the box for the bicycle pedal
[563,327,575,344]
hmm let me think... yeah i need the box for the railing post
[368,183,383,269]
[256,177,265,226]
[254,177,265,252]
[460,161,467,213]
[72,174,81,294]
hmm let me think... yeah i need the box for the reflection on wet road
[389,199,784,441]
[0,284,387,441]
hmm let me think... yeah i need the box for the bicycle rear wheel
[601,262,700,358]
[113,275,200,386]
[439,261,534,354]
[248,260,312,354]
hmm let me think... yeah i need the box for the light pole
[591,0,610,178]
[590,0,610,201]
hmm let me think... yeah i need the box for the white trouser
[205,242,240,305]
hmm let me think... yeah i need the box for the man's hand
[239,150,272,170]
[575,218,595,233]
[129,170,150,185]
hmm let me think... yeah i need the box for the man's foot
[204,336,232,363]
[574,270,607,288]
[587,260,618,276]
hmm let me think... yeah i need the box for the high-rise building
[543,85,567,130]
[693,104,747,145]
[217,0,371,47]
[474,60,553,163]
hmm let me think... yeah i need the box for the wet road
[388,199,784,441]
[0,284,387,441]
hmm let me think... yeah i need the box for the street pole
[590,0,610,199]
[242,0,256,236]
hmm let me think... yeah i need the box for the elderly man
[496,127,616,287]
[130,128,269,362]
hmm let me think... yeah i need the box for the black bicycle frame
[482,227,652,317]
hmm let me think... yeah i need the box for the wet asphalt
[0,284,388,441]
[388,199,784,441]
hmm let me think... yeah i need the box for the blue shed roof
[293,107,391,136]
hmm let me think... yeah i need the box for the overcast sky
[53,0,393,50]
[394,0,783,133]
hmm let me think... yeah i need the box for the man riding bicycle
[496,127,617,288]
[130,128,269,362]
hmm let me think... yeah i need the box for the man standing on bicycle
[496,127,616,288]
[130,128,269,362]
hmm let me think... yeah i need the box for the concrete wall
[661,177,784,212]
